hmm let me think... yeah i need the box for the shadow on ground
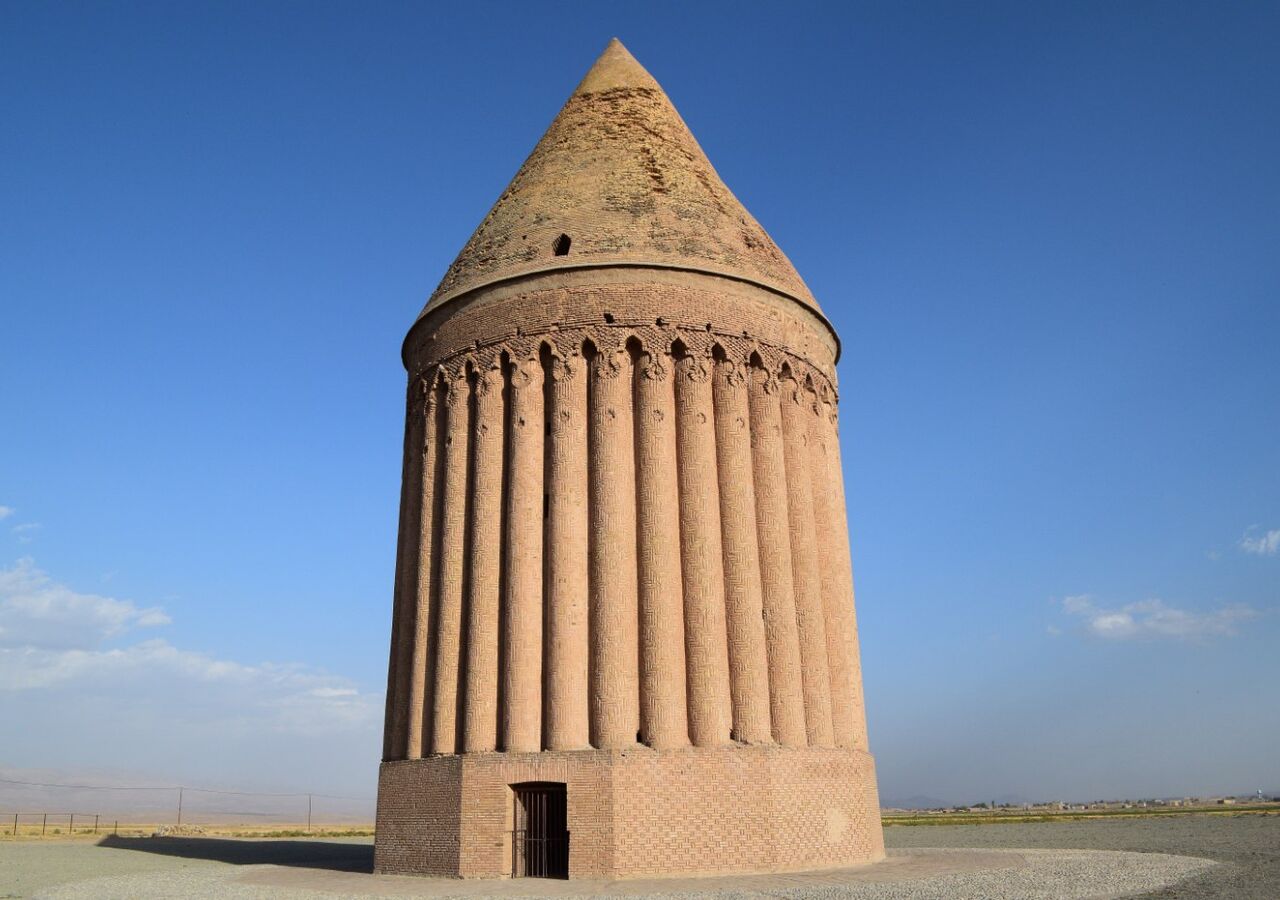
[96,835,374,872]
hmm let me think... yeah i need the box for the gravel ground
[13,847,1213,900]
[884,813,1280,898]
[0,837,374,899]
[1,814,1270,899]
[0,838,224,899]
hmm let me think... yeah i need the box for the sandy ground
[0,813,1271,898]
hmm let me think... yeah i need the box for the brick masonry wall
[405,268,841,389]
[375,745,884,878]
[374,754,464,875]
[379,269,881,879]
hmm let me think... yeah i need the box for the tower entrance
[512,782,568,878]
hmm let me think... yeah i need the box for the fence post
[43,813,47,836]
[12,813,16,837]
[69,814,74,834]
[177,787,183,826]
[114,820,118,837]
[307,794,312,832]
[94,815,99,834]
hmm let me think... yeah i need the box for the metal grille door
[512,783,569,878]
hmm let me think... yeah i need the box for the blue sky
[2,1,1277,807]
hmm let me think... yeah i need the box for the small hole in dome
[603,313,615,324]
[553,234,572,256]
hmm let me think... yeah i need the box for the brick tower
[375,38,884,879]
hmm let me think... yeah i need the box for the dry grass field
[1,821,374,840]
[882,803,1280,827]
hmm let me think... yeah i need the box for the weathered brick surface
[374,754,464,876]
[633,347,689,750]
[586,342,640,750]
[375,746,883,878]
[405,269,840,393]
[748,364,808,748]
[421,40,821,316]
[377,39,881,878]
[542,352,591,751]
[501,351,544,753]
[464,364,504,753]
[674,348,732,748]
[713,354,772,744]
[428,371,469,756]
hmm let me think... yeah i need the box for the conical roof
[421,39,820,314]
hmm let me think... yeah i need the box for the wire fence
[0,776,374,836]
[2,812,105,837]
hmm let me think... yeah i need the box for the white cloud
[0,555,376,737]
[11,522,41,544]
[0,556,381,799]
[0,557,170,650]
[1059,594,1258,641]
[0,640,376,734]
[1240,527,1280,557]
[0,506,13,520]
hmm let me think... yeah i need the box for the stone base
[374,745,884,879]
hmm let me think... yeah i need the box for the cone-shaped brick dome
[423,38,819,314]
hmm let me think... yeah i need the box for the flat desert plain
[0,812,1274,898]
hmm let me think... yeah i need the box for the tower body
[375,40,883,879]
